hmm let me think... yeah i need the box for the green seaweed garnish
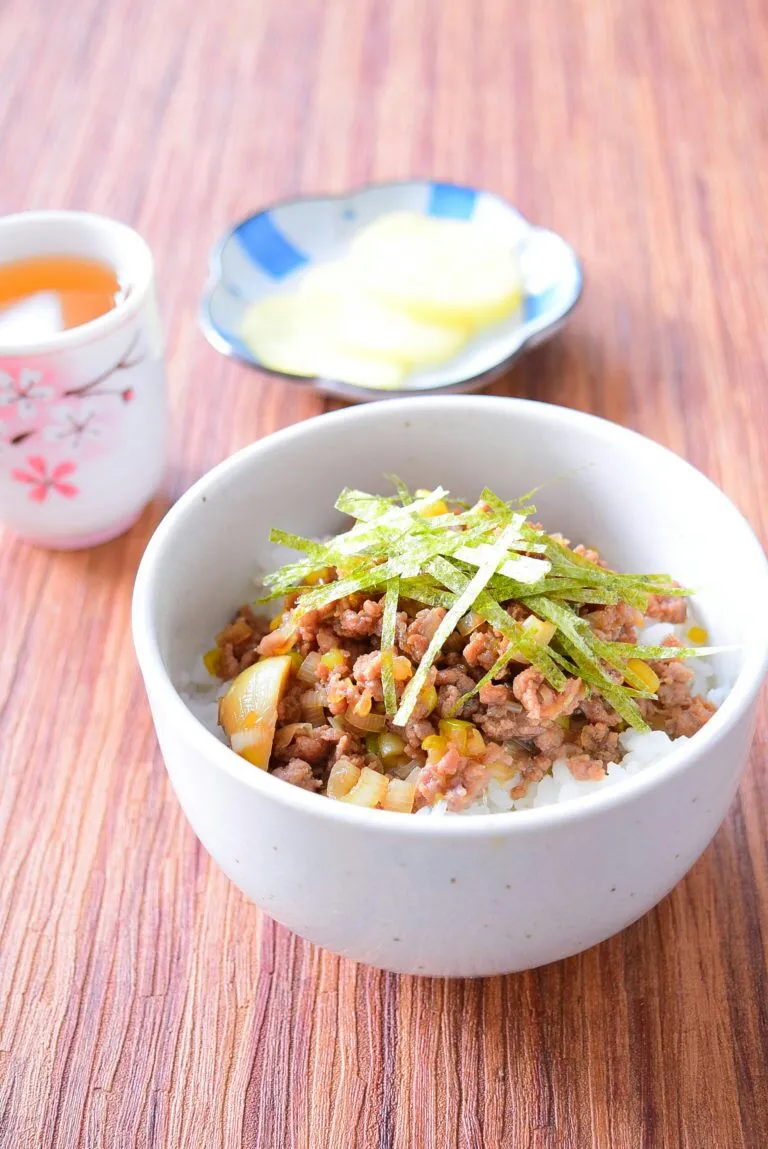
[256,479,710,730]
[380,578,400,716]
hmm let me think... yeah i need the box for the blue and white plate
[200,180,582,401]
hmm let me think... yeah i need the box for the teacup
[0,211,167,548]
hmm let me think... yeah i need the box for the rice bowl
[133,397,768,975]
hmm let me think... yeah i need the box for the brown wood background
[1,0,767,1145]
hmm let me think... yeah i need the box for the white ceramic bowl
[132,398,768,977]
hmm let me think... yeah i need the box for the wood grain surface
[1,0,767,1145]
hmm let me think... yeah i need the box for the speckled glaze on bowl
[132,397,768,976]
[200,181,582,402]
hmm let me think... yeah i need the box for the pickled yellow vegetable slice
[240,294,406,389]
[218,655,293,769]
[346,212,523,328]
[299,263,468,366]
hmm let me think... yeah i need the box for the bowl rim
[132,396,768,837]
[198,178,583,401]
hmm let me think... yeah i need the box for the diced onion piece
[523,615,557,646]
[687,625,708,644]
[378,732,406,761]
[262,624,298,655]
[320,648,347,671]
[422,734,449,760]
[513,615,558,666]
[465,727,485,757]
[216,617,252,646]
[418,683,438,717]
[203,647,222,677]
[273,722,313,753]
[341,765,389,807]
[344,709,387,732]
[335,555,367,577]
[304,567,334,585]
[301,688,326,726]
[418,499,449,518]
[457,610,484,637]
[326,758,362,799]
[486,759,518,784]
[382,778,416,813]
[218,656,293,769]
[438,717,477,754]
[625,658,660,694]
[353,689,373,717]
[297,651,322,683]
[287,650,304,673]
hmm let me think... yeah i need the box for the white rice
[180,617,729,816]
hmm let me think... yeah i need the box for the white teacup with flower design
[0,211,166,547]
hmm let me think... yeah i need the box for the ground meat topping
[534,724,567,757]
[572,543,608,568]
[315,626,340,653]
[402,718,434,745]
[478,682,511,706]
[566,754,607,782]
[510,753,552,799]
[512,668,585,723]
[585,602,643,643]
[352,651,385,700]
[646,589,687,624]
[404,608,446,661]
[578,693,621,726]
[277,681,305,724]
[664,695,716,738]
[578,722,621,763]
[272,758,322,790]
[476,704,544,742]
[219,645,247,680]
[416,745,489,811]
[333,598,384,638]
[463,627,504,671]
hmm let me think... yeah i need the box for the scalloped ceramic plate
[200,180,582,402]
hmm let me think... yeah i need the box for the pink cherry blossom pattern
[0,368,55,420]
[12,455,79,502]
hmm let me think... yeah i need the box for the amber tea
[0,254,126,343]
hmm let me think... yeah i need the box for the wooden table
[1,0,767,1145]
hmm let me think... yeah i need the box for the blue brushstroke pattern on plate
[200,180,583,400]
